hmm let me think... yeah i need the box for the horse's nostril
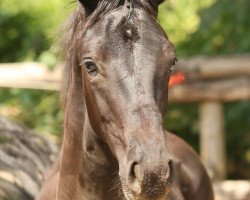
[164,159,172,179]
[129,162,136,179]
[128,162,143,195]
[129,162,143,182]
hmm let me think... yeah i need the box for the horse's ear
[149,0,165,12]
[154,0,165,7]
[156,0,164,5]
[78,0,99,16]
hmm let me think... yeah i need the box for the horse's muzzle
[121,142,171,199]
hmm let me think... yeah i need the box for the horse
[37,0,214,199]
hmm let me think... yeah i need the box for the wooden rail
[0,62,61,90]
[0,55,250,181]
[175,55,250,79]
[169,55,250,102]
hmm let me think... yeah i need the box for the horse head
[62,0,177,199]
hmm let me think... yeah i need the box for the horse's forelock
[81,0,159,26]
[60,6,85,109]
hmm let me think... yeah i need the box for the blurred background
[0,0,249,198]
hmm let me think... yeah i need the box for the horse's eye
[83,58,98,76]
[169,58,178,72]
[169,64,175,72]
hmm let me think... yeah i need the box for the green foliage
[159,0,250,56]
[158,0,214,51]
[0,11,39,62]
[178,0,250,56]
[164,104,199,152]
[0,0,73,62]
[0,89,63,137]
[225,102,250,179]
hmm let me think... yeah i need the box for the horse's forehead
[86,8,164,45]
[83,7,174,69]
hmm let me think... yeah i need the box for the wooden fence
[0,55,250,183]
[0,62,60,90]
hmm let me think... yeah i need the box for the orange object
[169,72,185,87]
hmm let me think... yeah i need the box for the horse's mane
[60,0,157,108]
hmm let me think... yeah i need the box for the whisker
[109,176,121,191]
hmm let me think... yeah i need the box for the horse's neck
[57,111,120,200]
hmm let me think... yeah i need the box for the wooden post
[199,102,226,180]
